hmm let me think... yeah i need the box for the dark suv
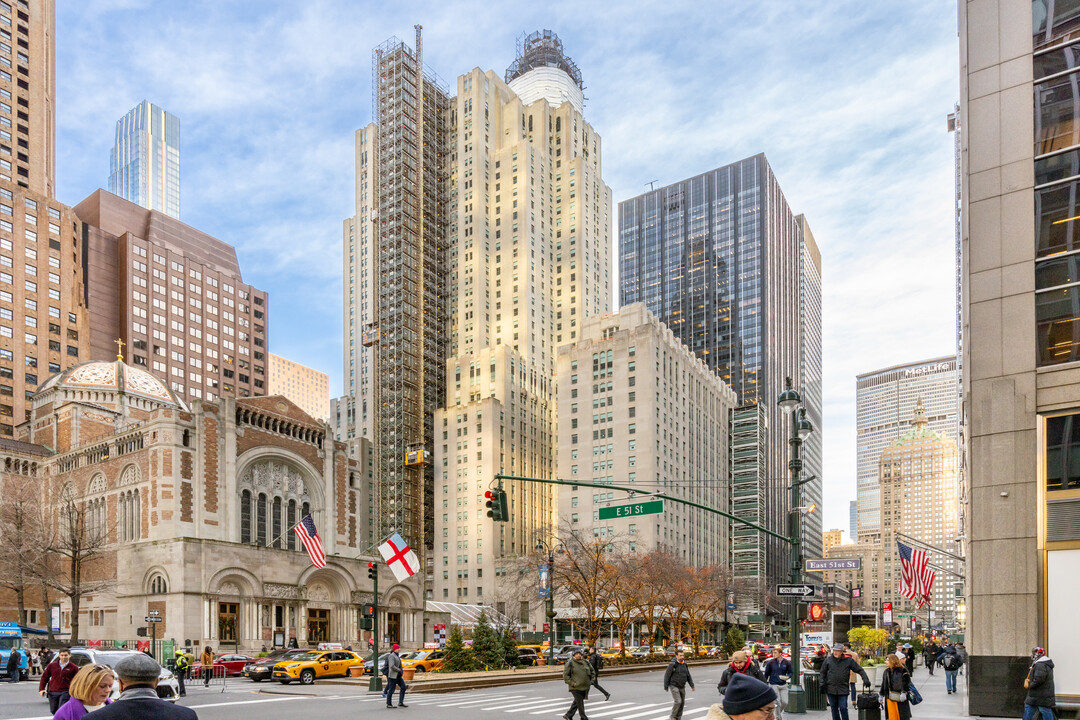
[241,649,312,682]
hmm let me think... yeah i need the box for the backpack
[594,653,604,670]
[942,654,956,670]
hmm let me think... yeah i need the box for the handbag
[908,681,923,705]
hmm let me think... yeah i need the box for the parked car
[272,650,364,685]
[402,650,445,673]
[242,649,314,682]
[553,644,587,664]
[191,653,254,677]
[517,647,541,666]
[363,652,392,675]
[69,648,179,702]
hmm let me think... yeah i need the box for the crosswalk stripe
[493,698,570,711]
[585,702,655,717]
[639,706,710,720]
[612,704,680,720]
[529,700,585,714]
[436,694,531,707]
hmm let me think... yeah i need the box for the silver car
[68,648,180,702]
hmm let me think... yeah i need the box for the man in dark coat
[663,648,695,720]
[38,648,78,713]
[86,654,198,720]
[563,649,595,720]
[6,647,21,682]
[819,644,869,720]
[1025,647,1056,720]
[587,647,610,701]
[902,644,915,675]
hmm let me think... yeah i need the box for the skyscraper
[849,500,857,542]
[855,356,958,540]
[268,354,329,421]
[619,155,822,617]
[109,101,180,219]
[433,30,612,619]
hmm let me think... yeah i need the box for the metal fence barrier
[189,662,228,693]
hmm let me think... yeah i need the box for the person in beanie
[384,643,407,708]
[563,649,595,720]
[820,644,869,720]
[718,650,764,692]
[88,654,197,720]
[1024,647,1056,720]
[663,648,695,720]
[705,673,777,720]
[761,647,791,719]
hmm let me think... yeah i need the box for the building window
[256,493,268,546]
[1047,412,1080,490]
[149,575,167,594]
[241,489,252,543]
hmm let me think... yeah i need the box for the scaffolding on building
[369,27,451,594]
[504,29,584,90]
[730,403,767,617]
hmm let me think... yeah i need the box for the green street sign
[598,499,663,520]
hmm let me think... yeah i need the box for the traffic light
[362,604,375,618]
[807,602,829,623]
[368,562,377,581]
[485,488,509,522]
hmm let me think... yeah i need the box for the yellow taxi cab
[272,650,363,685]
[402,649,446,673]
[599,647,624,659]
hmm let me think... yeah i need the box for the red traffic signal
[807,602,827,622]
[484,490,495,500]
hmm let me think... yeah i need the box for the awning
[424,601,517,628]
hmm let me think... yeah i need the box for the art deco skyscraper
[109,101,180,219]
[434,31,612,617]
[619,156,822,616]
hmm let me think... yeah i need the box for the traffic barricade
[191,662,228,692]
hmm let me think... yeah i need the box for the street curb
[312,659,729,694]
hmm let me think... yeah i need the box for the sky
[54,1,960,535]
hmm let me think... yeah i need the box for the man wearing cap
[705,673,777,720]
[563,649,595,720]
[384,643,407,708]
[87,654,198,720]
[1024,647,1055,720]
[819,644,869,720]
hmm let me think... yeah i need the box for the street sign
[804,558,861,571]
[144,616,162,623]
[776,584,816,597]
[726,603,737,611]
[597,499,663,520]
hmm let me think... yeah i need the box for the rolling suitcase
[855,691,881,720]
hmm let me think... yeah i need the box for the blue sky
[54,1,959,534]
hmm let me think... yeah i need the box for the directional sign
[144,616,163,623]
[804,558,861,571]
[776,584,816,597]
[597,499,663,520]
[726,603,737,611]
[148,610,161,617]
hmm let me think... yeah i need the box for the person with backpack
[587,647,610,701]
[718,650,764,693]
[663,648,695,720]
[940,643,962,694]
[1024,647,1056,720]
[762,647,792,719]
[880,654,912,720]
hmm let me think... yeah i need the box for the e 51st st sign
[804,558,861,571]
[597,499,663,520]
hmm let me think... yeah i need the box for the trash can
[801,671,827,711]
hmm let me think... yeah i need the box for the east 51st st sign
[598,499,664,520]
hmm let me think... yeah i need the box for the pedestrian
[846,647,862,704]
[820,643,869,720]
[718,650,764,693]
[903,645,915,676]
[384,643,407,708]
[1024,647,1056,720]
[923,641,937,676]
[7,646,22,682]
[663,648,695,720]
[940,643,962,694]
[955,643,967,676]
[173,650,189,697]
[880,654,912,720]
[563,649,595,720]
[86,654,198,720]
[199,646,214,687]
[705,673,777,720]
[587,647,610,701]
[39,648,79,714]
[33,648,43,676]
[52,664,114,720]
[761,647,792,720]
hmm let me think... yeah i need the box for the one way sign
[776,584,816,597]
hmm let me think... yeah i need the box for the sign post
[145,610,162,660]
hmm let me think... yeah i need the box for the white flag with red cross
[378,532,421,583]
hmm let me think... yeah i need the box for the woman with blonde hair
[717,649,765,694]
[880,653,912,720]
[52,663,113,720]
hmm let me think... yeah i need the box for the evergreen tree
[472,610,503,669]
[498,627,519,667]
[722,626,746,657]
[442,624,476,672]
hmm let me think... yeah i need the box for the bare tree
[0,477,44,625]
[626,550,674,652]
[551,523,618,646]
[43,486,113,645]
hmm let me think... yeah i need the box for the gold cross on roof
[115,337,124,361]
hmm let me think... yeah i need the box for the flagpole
[266,522,300,549]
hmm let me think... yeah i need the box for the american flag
[294,514,327,568]
[897,540,934,608]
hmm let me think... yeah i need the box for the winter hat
[392,644,400,650]
[722,673,777,715]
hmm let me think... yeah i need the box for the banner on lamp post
[539,563,551,599]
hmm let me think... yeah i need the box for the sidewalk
[794,665,972,719]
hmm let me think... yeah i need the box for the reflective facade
[109,101,180,219]
[619,154,823,614]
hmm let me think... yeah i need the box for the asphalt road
[0,664,978,720]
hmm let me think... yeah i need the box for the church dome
[38,359,186,409]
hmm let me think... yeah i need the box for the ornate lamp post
[535,537,561,663]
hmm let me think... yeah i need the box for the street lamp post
[778,377,813,714]
[535,538,559,663]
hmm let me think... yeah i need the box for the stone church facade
[0,359,424,653]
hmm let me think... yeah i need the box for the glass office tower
[109,101,180,219]
[620,154,823,615]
